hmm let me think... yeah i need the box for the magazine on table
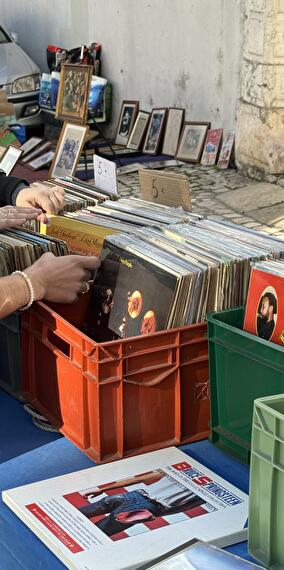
[2,447,248,570]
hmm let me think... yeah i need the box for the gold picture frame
[55,64,93,125]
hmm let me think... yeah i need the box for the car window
[0,27,12,44]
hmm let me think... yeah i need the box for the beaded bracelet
[12,270,35,311]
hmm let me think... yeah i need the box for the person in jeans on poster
[79,470,205,537]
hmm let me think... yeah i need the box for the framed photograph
[127,110,150,150]
[217,130,235,169]
[176,122,210,163]
[201,128,223,166]
[20,137,43,157]
[26,150,55,171]
[0,145,7,160]
[162,107,184,156]
[55,64,93,125]
[0,145,23,175]
[49,122,89,179]
[143,108,167,155]
[115,100,139,145]
[21,141,52,164]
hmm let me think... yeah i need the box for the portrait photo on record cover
[49,122,88,179]
[63,468,211,541]
[256,286,278,341]
[56,64,93,124]
[115,101,139,145]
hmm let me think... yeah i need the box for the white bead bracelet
[12,270,35,311]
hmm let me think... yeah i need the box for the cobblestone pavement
[117,164,284,237]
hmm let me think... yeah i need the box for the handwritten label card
[93,155,118,196]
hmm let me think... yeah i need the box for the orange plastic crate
[21,296,210,463]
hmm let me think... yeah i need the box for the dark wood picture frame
[115,100,139,145]
[142,108,168,155]
[162,107,185,156]
[49,121,89,179]
[175,121,210,163]
[55,63,93,125]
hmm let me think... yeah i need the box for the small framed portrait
[143,108,167,155]
[127,110,150,150]
[21,141,52,164]
[49,122,89,179]
[115,100,139,145]
[20,137,43,157]
[0,145,23,175]
[26,150,55,171]
[176,122,210,163]
[56,64,93,125]
[162,107,184,156]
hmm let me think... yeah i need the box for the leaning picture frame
[0,145,7,161]
[21,141,52,164]
[143,108,167,155]
[115,100,139,145]
[0,145,23,175]
[162,107,185,156]
[55,64,93,125]
[175,121,210,163]
[20,137,43,157]
[49,122,89,179]
[25,150,55,171]
[127,110,150,150]
[217,130,235,169]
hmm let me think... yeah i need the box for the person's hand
[15,185,65,223]
[0,205,42,230]
[25,253,101,304]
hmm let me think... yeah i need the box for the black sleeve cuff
[11,183,29,205]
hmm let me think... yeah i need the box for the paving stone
[217,183,284,213]
[247,204,284,227]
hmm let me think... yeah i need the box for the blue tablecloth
[0,392,258,569]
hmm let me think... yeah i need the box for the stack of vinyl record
[90,217,284,339]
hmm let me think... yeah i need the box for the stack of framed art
[98,99,235,169]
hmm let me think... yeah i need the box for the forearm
[0,274,30,318]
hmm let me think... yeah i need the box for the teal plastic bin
[207,306,284,463]
[249,394,284,569]
[0,313,22,398]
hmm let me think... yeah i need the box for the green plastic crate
[207,306,284,463]
[249,394,284,569]
[0,313,22,398]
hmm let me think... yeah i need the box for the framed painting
[115,100,139,145]
[56,64,93,125]
[143,108,167,155]
[162,107,184,156]
[0,145,23,175]
[127,110,150,150]
[26,150,55,171]
[175,122,210,163]
[49,122,89,179]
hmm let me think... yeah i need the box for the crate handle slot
[123,364,178,387]
[46,329,71,358]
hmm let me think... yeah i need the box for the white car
[0,24,43,130]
